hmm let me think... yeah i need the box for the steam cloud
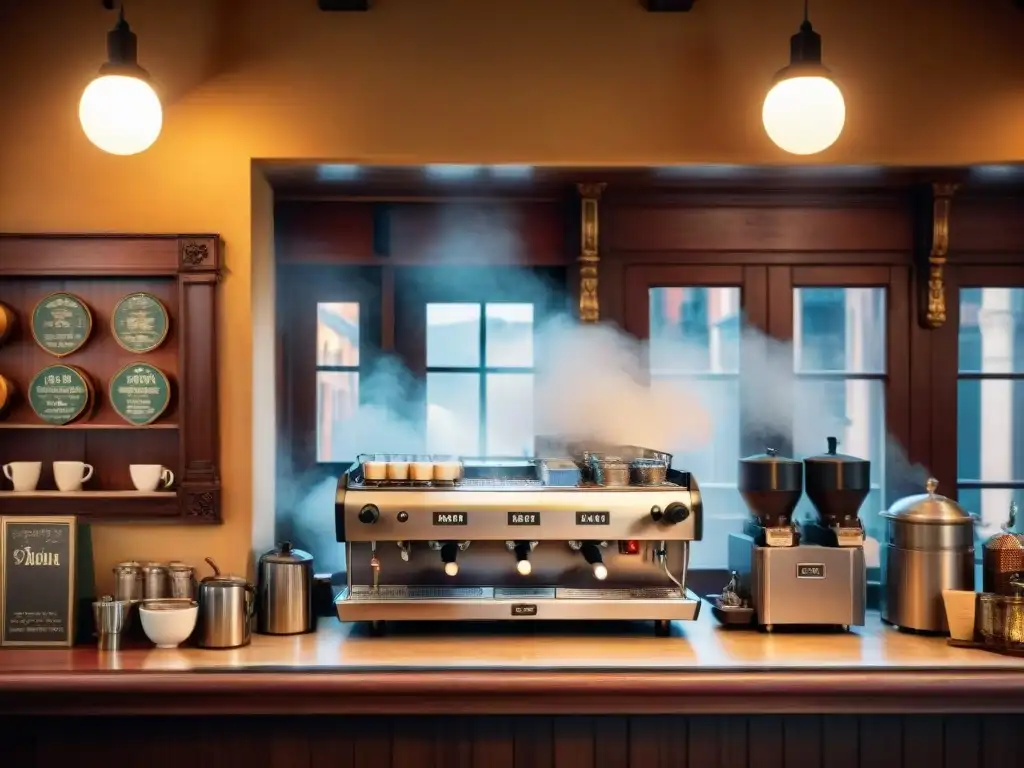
[275,209,930,574]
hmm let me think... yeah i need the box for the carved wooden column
[919,181,959,329]
[577,183,607,323]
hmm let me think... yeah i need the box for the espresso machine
[725,438,867,631]
[334,446,703,636]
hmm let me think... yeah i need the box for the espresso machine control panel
[333,450,704,635]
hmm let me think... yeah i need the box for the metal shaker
[142,562,171,600]
[112,561,144,603]
[168,562,196,599]
[92,596,131,651]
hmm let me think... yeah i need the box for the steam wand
[370,541,380,592]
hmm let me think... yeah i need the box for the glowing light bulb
[80,74,163,156]
[762,74,845,156]
[516,559,532,576]
[444,562,459,577]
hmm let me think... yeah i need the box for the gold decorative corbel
[920,181,958,329]
[577,182,607,323]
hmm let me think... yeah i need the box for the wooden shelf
[0,490,187,521]
[0,423,179,430]
[0,491,175,498]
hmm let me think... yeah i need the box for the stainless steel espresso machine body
[334,448,703,635]
[725,438,867,632]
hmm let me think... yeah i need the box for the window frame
[424,301,536,456]
[625,263,911,515]
[394,266,567,453]
[935,265,1024,516]
[278,264,382,472]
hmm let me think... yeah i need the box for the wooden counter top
[2,611,1023,715]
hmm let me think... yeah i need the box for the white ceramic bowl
[139,599,198,649]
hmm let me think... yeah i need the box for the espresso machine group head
[726,438,868,632]
[333,449,704,636]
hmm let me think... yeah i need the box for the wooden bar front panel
[6,714,1020,768]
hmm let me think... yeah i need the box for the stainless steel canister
[256,542,315,635]
[881,478,976,633]
[167,562,196,599]
[112,561,144,603]
[196,558,255,649]
[142,562,170,600]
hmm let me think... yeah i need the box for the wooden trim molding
[577,183,606,323]
[3,669,1024,715]
[0,235,223,523]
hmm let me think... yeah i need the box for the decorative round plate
[31,292,93,357]
[0,301,16,346]
[0,372,16,418]
[28,364,92,425]
[110,292,170,354]
[108,362,172,426]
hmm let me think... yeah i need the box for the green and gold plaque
[109,362,171,426]
[111,292,169,354]
[28,365,92,425]
[31,292,93,357]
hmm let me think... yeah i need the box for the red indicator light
[619,540,640,555]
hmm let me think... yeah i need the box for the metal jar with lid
[256,541,315,635]
[881,478,976,633]
[196,558,255,649]
[983,501,1024,596]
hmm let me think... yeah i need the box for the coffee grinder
[726,438,867,632]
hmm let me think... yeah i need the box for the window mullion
[478,302,487,456]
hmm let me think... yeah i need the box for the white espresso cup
[130,464,175,492]
[2,461,42,492]
[53,461,94,492]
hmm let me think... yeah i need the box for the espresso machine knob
[358,505,380,525]
[440,541,460,576]
[580,542,608,581]
[663,503,690,525]
[513,542,533,576]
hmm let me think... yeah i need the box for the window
[792,287,888,541]
[316,302,361,462]
[425,302,535,456]
[648,285,743,568]
[957,287,1024,537]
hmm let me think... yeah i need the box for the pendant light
[79,3,163,156]
[762,0,845,156]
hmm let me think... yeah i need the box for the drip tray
[337,585,701,622]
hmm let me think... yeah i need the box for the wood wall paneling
[6,714,1022,767]
[602,202,914,254]
[276,200,569,266]
[0,235,223,522]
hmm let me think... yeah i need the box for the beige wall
[0,0,1022,588]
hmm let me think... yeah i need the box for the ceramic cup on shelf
[130,464,175,492]
[2,461,42,492]
[53,461,94,492]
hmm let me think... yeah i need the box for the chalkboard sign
[0,516,77,647]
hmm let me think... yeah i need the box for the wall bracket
[917,181,958,330]
[577,183,607,323]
